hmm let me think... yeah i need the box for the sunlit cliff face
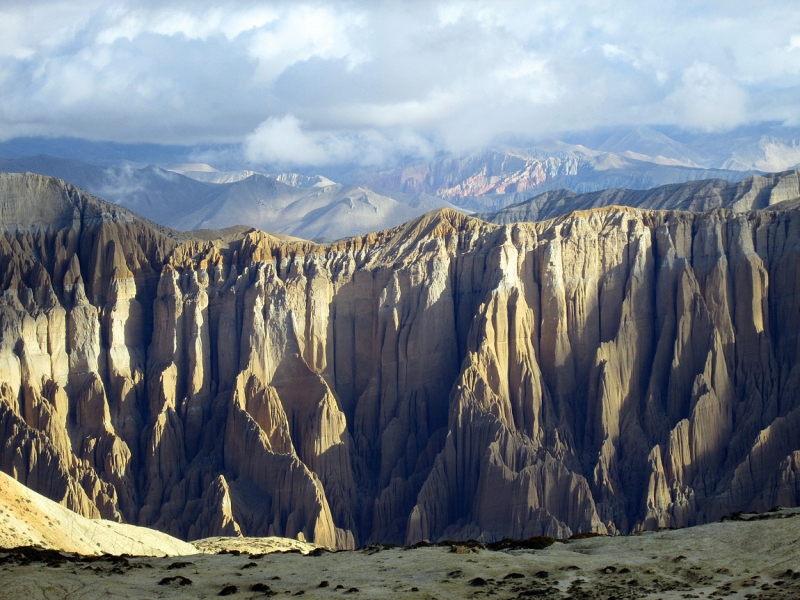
[3,171,800,549]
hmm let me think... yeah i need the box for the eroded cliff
[3,172,800,548]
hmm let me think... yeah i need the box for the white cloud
[95,6,281,45]
[665,62,748,131]
[0,2,99,58]
[244,114,434,166]
[245,115,332,165]
[323,90,465,129]
[248,5,366,82]
[437,2,465,26]
[0,1,799,156]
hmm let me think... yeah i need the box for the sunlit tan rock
[3,171,800,549]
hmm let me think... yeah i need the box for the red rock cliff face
[3,172,800,548]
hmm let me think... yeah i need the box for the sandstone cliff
[3,171,800,548]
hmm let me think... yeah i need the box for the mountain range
[332,145,754,212]
[0,155,454,242]
[2,170,800,550]
[3,123,800,241]
[330,126,798,211]
[558,123,800,171]
[478,168,800,224]
[0,149,759,242]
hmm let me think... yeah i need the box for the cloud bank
[1,1,799,165]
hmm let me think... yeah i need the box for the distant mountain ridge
[477,167,800,225]
[3,122,800,238]
[328,146,755,212]
[560,124,800,172]
[328,125,800,210]
[0,155,455,241]
[167,164,337,188]
[0,150,765,240]
[590,125,706,166]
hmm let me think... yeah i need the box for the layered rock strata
[3,172,800,549]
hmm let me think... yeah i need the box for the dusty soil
[2,509,800,599]
[0,471,195,557]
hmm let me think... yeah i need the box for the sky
[1,0,799,167]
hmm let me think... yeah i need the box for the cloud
[665,62,748,131]
[245,115,331,165]
[0,1,799,158]
[0,1,102,59]
[244,114,433,166]
[247,5,366,82]
[95,5,281,44]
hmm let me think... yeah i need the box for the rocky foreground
[3,464,797,599]
[3,171,800,550]
[2,510,800,599]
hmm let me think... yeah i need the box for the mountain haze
[0,156,455,242]
[561,124,800,172]
[331,147,754,212]
[0,134,773,238]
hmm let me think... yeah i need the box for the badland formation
[2,169,800,553]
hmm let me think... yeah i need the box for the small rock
[158,575,192,586]
[447,570,463,577]
[218,585,238,596]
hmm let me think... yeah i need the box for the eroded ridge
[2,172,800,549]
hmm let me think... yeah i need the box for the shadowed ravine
[2,172,800,550]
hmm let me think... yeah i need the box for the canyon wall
[2,172,800,548]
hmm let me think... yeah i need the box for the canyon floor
[2,511,799,599]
